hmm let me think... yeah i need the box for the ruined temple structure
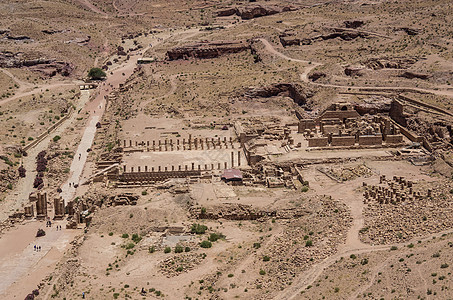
[298,102,405,148]
[166,40,250,60]
[234,117,294,165]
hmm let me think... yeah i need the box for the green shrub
[125,243,135,250]
[301,186,309,192]
[176,267,183,272]
[263,256,270,262]
[350,254,357,259]
[108,232,113,236]
[208,232,225,242]
[440,263,449,269]
[305,240,313,247]
[175,245,184,253]
[253,243,261,249]
[149,246,155,253]
[228,274,234,277]
[53,135,61,142]
[200,240,212,248]
[390,246,398,251]
[121,233,129,238]
[184,247,191,252]
[361,258,369,265]
[141,190,147,196]
[164,247,171,253]
[191,223,208,234]
[259,269,266,275]
[132,233,142,243]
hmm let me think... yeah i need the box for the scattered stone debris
[361,177,453,244]
[159,253,206,277]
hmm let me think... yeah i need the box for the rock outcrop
[216,5,296,20]
[344,20,364,29]
[166,40,250,60]
[364,57,417,70]
[308,72,327,82]
[400,71,430,80]
[0,52,73,77]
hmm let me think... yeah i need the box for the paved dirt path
[0,68,33,90]
[0,91,90,222]
[77,0,108,16]
[59,28,200,201]
[0,220,79,299]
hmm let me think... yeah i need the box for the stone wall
[385,134,404,144]
[359,135,383,146]
[119,170,202,183]
[308,137,329,147]
[316,110,360,122]
[298,119,316,133]
[389,100,406,126]
[331,136,356,146]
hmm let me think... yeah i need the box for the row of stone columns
[122,136,235,151]
[124,151,242,173]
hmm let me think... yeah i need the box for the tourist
[34,245,36,251]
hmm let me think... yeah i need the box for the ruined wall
[385,134,404,144]
[322,125,340,136]
[120,170,202,183]
[298,119,316,133]
[317,110,360,122]
[331,136,356,146]
[389,100,406,126]
[359,135,383,146]
[308,137,329,147]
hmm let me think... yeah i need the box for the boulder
[344,20,364,29]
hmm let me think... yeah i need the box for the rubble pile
[327,164,373,181]
[159,253,206,277]
[190,203,275,220]
[252,196,352,297]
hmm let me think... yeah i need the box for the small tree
[88,67,106,80]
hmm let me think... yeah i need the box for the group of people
[33,245,41,252]
[46,220,63,230]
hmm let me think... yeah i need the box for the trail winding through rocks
[259,38,453,98]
